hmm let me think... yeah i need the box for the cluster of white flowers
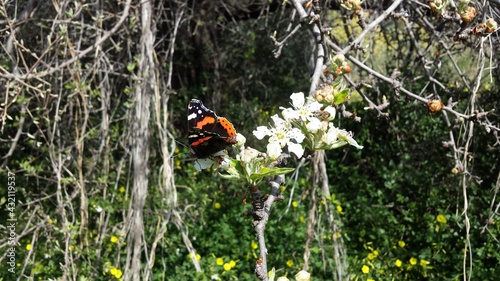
[253,114,305,159]
[193,92,362,174]
[253,92,362,160]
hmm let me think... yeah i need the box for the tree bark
[125,0,155,280]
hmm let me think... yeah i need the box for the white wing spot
[188,113,197,120]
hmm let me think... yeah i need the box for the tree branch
[0,0,132,81]
[252,176,285,281]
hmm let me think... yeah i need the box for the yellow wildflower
[436,214,447,224]
[216,258,224,265]
[361,265,370,274]
[119,186,125,193]
[26,244,32,251]
[367,250,379,260]
[299,216,305,223]
[188,253,200,261]
[229,260,236,268]
[110,236,119,243]
[252,241,258,249]
[336,205,343,213]
[292,201,298,208]
[214,202,221,209]
[286,259,294,267]
[110,267,123,278]
[398,240,405,247]
[395,259,402,267]
[223,263,231,271]
[420,259,430,267]
[410,257,417,265]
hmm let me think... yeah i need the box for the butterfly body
[188,99,237,158]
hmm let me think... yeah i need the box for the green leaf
[127,62,136,73]
[249,167,295,180]
[334,88,350,105]
[219,173,241,180]
[64,82,76,90]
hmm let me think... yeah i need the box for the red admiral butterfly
[188,99,237,159]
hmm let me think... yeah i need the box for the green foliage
[1,2,498,280]
[327,99,500,280]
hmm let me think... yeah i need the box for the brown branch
[327,39,476,120]
[302,164,317,271]
[340,0,404,54]
[480,170,500,237]
[0,0,132,81]
[290,0,326,95]
[271,9,300,58]
[317,151,348,279]
[1,103,26,168]
[252,176,285,281]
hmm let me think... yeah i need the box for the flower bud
[460,6,476,23]
[236,133,246,147]
[295,270,311,281]
[427,99,444,113]
[485,18,498,33]
[240,147,262,163]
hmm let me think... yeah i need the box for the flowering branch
[195,90,363,280]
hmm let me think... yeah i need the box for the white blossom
[252,114,305,159]
[306,117,322,133]
[281,92,322,122]
[323,123,339,145]
[338,129,364,149]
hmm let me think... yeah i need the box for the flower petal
[306,100,323,112]
[287,128,305,143]
[271,114,287,129]
[287,142,304,158]
[338,129,364,149]
[290,92,305,108]
[306,117,322,133]
[253,126,272,140]
[323,124,338,145]
[282,107,300,121]
[267,141,282,160]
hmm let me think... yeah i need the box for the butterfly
[188,99,237,159]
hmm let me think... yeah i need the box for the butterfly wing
[187,99,237,158]
[188,99,217,131]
